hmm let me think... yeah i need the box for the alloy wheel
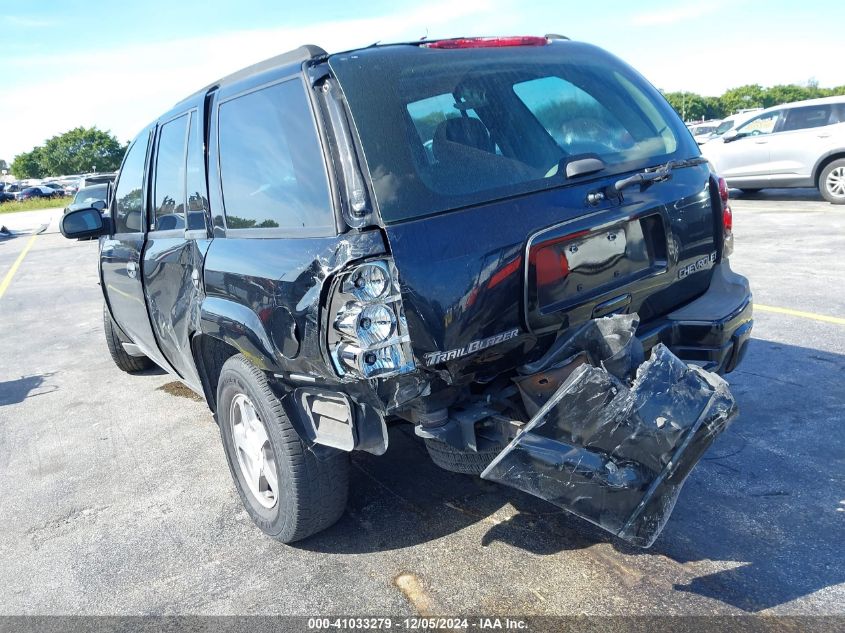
[229,393,279,509]
[826,166,845,199]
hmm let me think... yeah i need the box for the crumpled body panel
[481,315,738,547]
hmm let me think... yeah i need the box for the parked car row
[687,121,720,144]
[686,110,763,145]
[0,183,15,203]
[0,182,68,202]
[0,172,116,204]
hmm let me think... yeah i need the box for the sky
[1,0,844,162]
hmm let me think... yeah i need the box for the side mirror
[60,207,107,240]
[722,129,740,143]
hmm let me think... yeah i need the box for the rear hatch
[330,39,721,381]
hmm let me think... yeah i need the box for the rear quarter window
[781,104,833,132]
[217,79,334,234]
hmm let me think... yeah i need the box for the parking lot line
[0,234,38,301]
[756,303,845,326]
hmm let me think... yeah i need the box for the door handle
[126,261,137,278]
[754,140,768,144]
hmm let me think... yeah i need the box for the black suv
[61,36,753,547]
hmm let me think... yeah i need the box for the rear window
[330,41,693,223]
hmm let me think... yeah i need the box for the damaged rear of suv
[61,36,752,547]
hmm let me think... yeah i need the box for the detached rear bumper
[638,261,753,374]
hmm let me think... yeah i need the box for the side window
[781,105,832,132]
[113,132,149,234]
[153,114,189,231]
[218,80,333,232]
[737,111,781,137]
[186,111,209,231]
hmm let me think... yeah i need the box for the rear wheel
[103,304,153,373]
[217,354,349,543]
[820,159,845,204]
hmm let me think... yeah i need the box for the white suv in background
[701,96,845,203]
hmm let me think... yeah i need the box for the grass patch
[0,196,71,214]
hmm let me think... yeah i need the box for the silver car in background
[705,109,763,142]
[688,121,720,144]
[701,96,845,203]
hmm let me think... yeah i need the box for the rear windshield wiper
[609,156,709,195]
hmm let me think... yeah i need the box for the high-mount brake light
[423,36,549,49]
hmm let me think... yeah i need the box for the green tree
[719,84,767,114]
[764,84,821,107]
[702,96,726,120]
[662,91,711,121]
[11,127,126,179]
[39,127,126,175]
[11,148,46,179]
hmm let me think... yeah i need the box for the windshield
[74,184,107,204]
[330,41,693,223]
[715,120,736,134]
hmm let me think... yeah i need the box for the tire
[103,304,153,372]
[739,188,761,194]
[424,437,507,476]
[819,159,845,204]
[217,354,349,543]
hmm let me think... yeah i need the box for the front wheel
[820,159,845,204]
[217,354,349,543]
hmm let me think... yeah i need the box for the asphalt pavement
[0,190,843,616]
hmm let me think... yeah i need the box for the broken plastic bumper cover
[481,314,738,548]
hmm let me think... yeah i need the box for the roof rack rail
[545,33,570,40]
[174,44,327,108]
[213,44,327,88]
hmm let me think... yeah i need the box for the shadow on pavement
[0,373,57,407]
[299,338,845,612]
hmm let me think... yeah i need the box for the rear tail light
[717,176,734,256]
[528,230,589,287]
[328,259,415,380]
[422,36,548,49]
[534,245,570,286]
[723,204,733,232]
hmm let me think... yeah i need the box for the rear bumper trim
[638,261,753,374]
